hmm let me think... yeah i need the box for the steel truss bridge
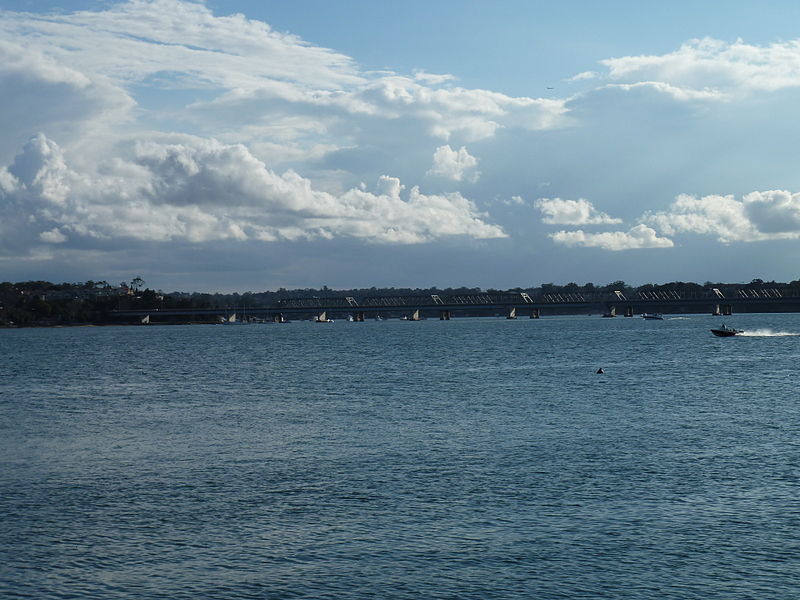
[112,288,800,323]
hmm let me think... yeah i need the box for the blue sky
[2,1,800,292]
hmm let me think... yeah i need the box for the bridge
[112,287,800,324]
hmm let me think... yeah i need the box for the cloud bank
[0,0,563,262]
[0,133,506,254]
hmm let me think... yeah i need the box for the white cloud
[570,71,598,81]
[413,70,457,85]
[427,145,480,182]
[39,228,68,244]
[744,190,800,233]
[376,174,404,198]
[599,37,800,99]
[599,81,724,102]
[328,76,568,142]
[645,190,800,243]
[550,224,673,251]
[535,197,622,225]
[0,134,506,254]
[0,167,18,194]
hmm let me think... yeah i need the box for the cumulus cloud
[0,134,506,254]
[427,145,480,182]
[645,190,800,243]
[744,190,800,233]
[535,197,622,225]
[550,224,673,251]
[599,37,800,99]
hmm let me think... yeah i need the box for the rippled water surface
[2,313,800,599]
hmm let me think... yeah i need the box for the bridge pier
[713,304,733,316]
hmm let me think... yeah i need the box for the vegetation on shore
[3,277,800,327]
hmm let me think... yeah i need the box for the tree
[130,276,145,292]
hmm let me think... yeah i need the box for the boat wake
[739,329,800,337]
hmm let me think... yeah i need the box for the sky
[3,1,800,292]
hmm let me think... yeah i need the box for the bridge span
[112,289,800,324]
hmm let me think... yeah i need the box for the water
[2,313,800,599]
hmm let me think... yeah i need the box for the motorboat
[711,324,743,337]
[642,313,663,320]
